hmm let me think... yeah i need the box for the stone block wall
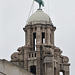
[0,59,34,75]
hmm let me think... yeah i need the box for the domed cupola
[27,9,52,25]
[11,0,70,75]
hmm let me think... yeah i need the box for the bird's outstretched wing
[34,0,44,7]
[34,0,41,3]
[41,0,44,6]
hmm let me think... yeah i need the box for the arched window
[33,33,36,51]
[60,71,65,75]
[42,32,45,44]
[60,72,63,75]
[30,65,36,74]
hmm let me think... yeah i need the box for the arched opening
[33,33,36,51]
[60,71,65,75]
[30,65,36,75]
[60,72,63,75]
[42,32,45,44]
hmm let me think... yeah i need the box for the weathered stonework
[10,9,70,75]
[0,59,34,75]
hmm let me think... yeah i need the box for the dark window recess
[35,53,36,57]
[29,54,31,58]
[33,33,36,51]
[30,65,36,74]
[60,71,65,75]
[54,67,56,75]
[32,54,33,57]
[42,32,45,44]
[50,34,52,43]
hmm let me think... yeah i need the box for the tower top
[34,0,44,9]
[10,1,70,75]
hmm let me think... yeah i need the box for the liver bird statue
[34,0,44,9]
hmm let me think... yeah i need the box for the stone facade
[11,9,70,75]
[0,9,70,75]
[0,59,34,75]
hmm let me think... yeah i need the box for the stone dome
[27,9,52,25]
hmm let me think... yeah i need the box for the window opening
[35,39,36,51]
[30,65,36,74]
[54,67,56,75]
[33,33,36,51]
[60,71,65,75]
[35,53,36,57]
[32,54,33,57]
[60,72,63,75]
[29,54,31,58]
[42,32,45,44]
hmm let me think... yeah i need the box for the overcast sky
[0,0,75,75]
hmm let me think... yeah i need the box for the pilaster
[36,26,41,45]
[24,46,29,70]
[51,31,54,45]
[36,45,42,75]
[43,54,54,75]
[46,27,51,44]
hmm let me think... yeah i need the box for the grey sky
[0,0,75,75]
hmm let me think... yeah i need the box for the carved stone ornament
[11,52,19,61]
[45,47,52,54]
[62,56,69,63]
[11,46,24,61]
[17,47,24,55]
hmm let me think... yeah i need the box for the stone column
[36,45,42,75]
[65,71,69,75]
[55,68,60,75]
[46,28,51,44]
[54,60,60,75]
[32,26,35,50]
[27,28,31,46]
[23,27,27,45]
[44,55,54,75]
[25,30,27,45]
[24,47,28,70]
[36,26,41,45]
[64,65,70,75]
[51,27,56,45]
[51,31,54,45]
